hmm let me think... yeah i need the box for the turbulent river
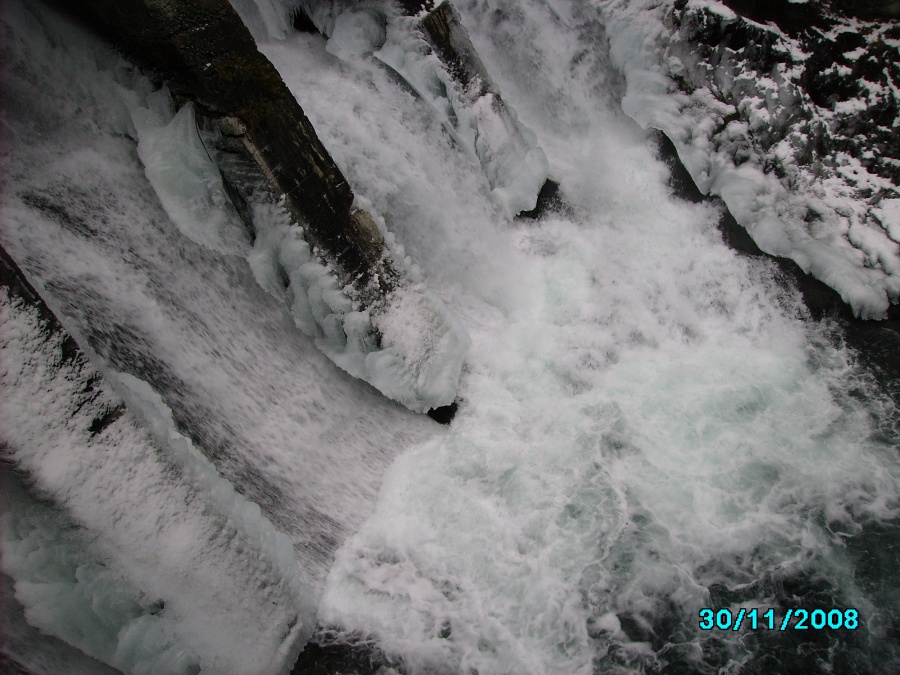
[2,0,899,673]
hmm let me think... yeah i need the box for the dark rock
[720,1,900,29]
[0,653,38,675]
[0,244,58,332]
[720,0,826,35]
[290,635,390,675]
[291,6,318,34]
[830,0,900,21]
[656,132,706,204]
[87,406,127,437]
[517,179,572,219]
[398,1,436,17]
[658,1,900,321]
[418,0,493,100]
[427,400,458,424]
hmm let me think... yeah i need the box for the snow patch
[600,0,900,318]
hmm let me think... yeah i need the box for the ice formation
[129,101,250,256]
[247,198,470,412]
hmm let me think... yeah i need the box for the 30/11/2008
[699,608,859,631]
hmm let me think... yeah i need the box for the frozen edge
[247,198,470,413]
[602,0,898,319]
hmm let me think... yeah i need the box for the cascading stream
[2,1,899,673]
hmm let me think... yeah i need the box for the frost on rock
[598,0,900,318]
[248,199,470,412]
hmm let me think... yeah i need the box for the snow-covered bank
[597,0,900,319]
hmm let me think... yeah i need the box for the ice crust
[598,0,900,318]
[1,477,198,675]
[0,289,314,674]
[247,199,470,412]
[129,100,249,255]
[0,567,121,675]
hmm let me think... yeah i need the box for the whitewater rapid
[2,0,899,673]
[261,1,900,671]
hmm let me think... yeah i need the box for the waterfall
[2,1,898,673]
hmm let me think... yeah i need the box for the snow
[873,199,900,243]
[834,97,870,115]
[598,0,900,318]
[2,479,199,675]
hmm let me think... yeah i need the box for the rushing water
[2,0,899,673]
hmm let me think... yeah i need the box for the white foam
[6,0,900,672]
[374,14,549,217]
[326,9,386,60]
[227,0,297,41]
[2,1,441,606]
[268,1,548,217]
[0,290,313,674]
[303,0,900,670]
